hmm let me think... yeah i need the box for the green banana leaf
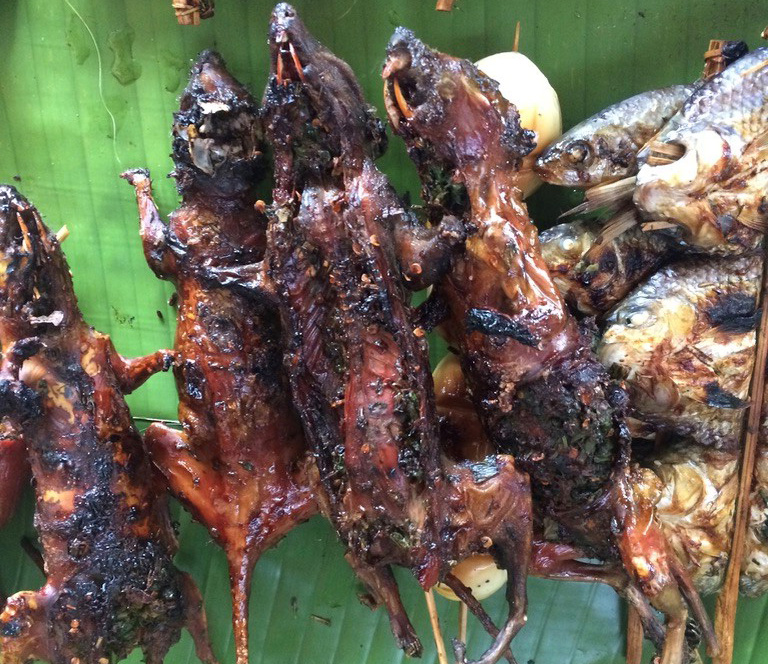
[1,1,767,663]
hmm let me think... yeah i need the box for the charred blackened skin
[123,50,317,664]
[384,29,718,664]
[0,186,216,664]
[219,6,533,664]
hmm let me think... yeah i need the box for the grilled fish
[123,51,317,664]
[599,253,760,449]
[0,186,216,664]
[535,85,695,187]
[634,47,768,253]
[540,216,676,315]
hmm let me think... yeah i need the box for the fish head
[534,128,638,187]
[598,291,697,412]
[0,186,78,340]
[383,28,535,175]
[539,219,597,276]
[171,50,264,198]
[265,3,386,195]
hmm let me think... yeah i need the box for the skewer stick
[458,602,468,661]
[55,225,70,243]
[713,237,768,664]
[513,22,521,52]
[740,58,768,78]
[425,590,450,664]
[626,605,644,664]
[436,0,455,11]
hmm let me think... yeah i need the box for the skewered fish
[219,6,537,663]
[633,47,768,253]
[123,50,317,664]
[0,186,216,664]
[383,29,717,664]
[540,216,676,315]
[599,253,760,448]
[535,85,695,188]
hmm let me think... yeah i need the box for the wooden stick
[55,225,70,243]
[436,0,455,11]
[713,238,768,664]
[741,58,768,78]
[513,21,521,52]
[458,602,468,660]
[425,590,450,664]
[626,605,644,664]
[703,40,725,80]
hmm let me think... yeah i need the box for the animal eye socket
[565,141,591,165]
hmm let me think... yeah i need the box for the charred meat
[123,50,316,664]
[250,6,535,663]
[384,29,717,664]
[0,186,216,664]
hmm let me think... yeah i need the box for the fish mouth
[270,4,307,85]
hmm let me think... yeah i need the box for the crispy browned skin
[221,7,533,664]
[0,186,215,664]
[384,29,717,664]
[123,51,317,664]
[0,419,28,529]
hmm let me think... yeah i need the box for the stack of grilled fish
[1,5,767,664]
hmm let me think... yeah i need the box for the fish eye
[624,310,650,327]
[564,140,592,166]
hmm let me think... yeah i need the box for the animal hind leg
[345,554,422,657]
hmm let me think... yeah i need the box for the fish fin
[559,177,636,219]
[641,221,678,232]
[738,213,768,233]
[747,128,768,153]
[594,206,639,246]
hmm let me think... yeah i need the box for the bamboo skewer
[56,225,70,243]
[425,590,450,664]
[703,40,726,80]
[713,238,768,664]
[436,0,455,11]
[458,602,468,663]
[513,21,521,52]
[625,606,644,664]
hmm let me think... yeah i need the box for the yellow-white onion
[434,554,508,601]
[476,51,562,198]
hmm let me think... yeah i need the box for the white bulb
[434,554,508,601]
[476,51,562,198]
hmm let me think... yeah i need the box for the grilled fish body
[535,85,695,187]
[634,47,768,253]
[123,50,316,664]
[0,187,215,664]
[540,217,676,315]
[599,253,760,448]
